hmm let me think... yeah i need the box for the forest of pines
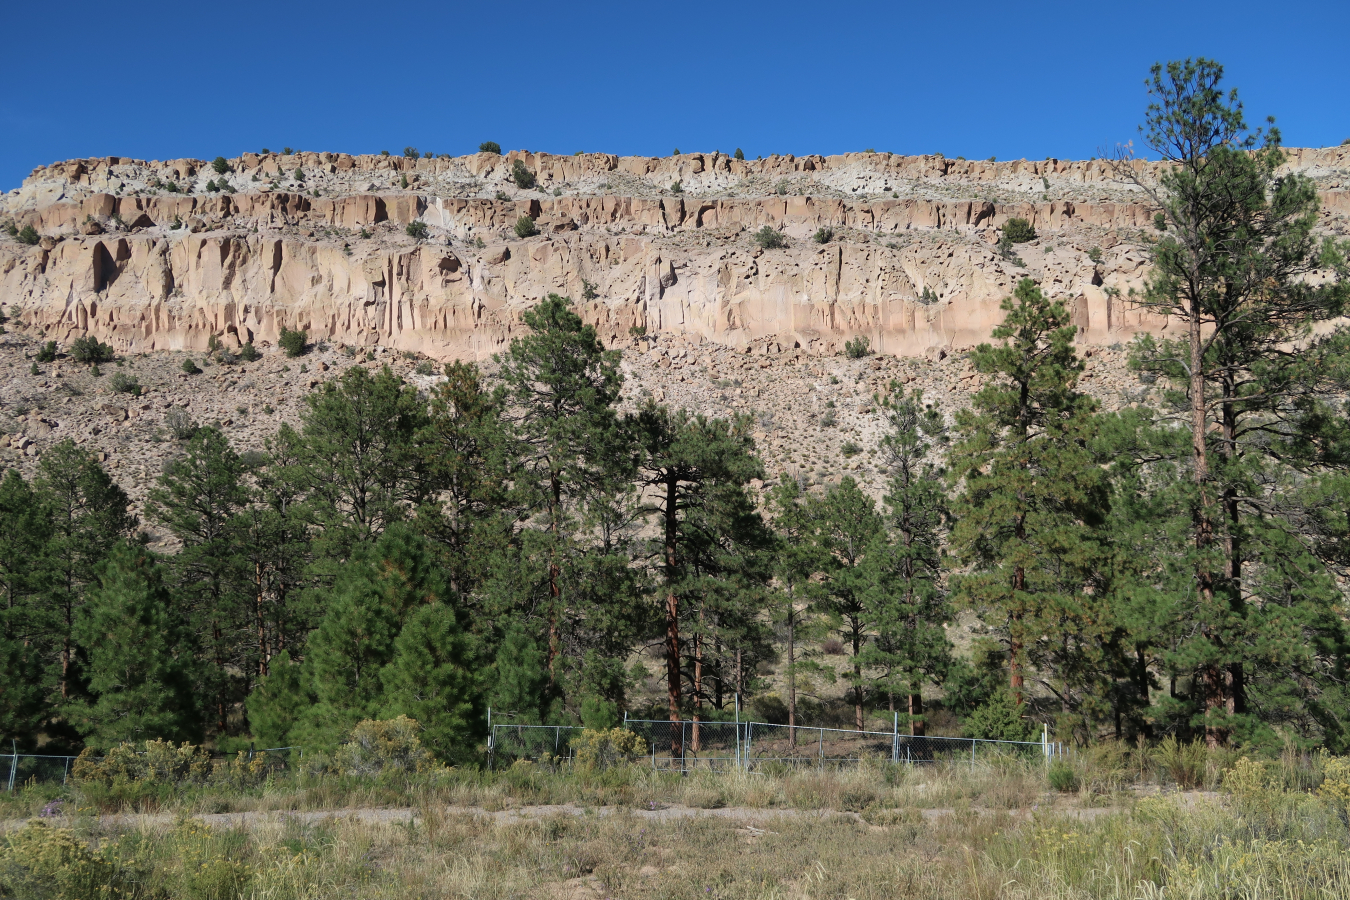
[3,59,1350,762]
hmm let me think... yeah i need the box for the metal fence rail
[489,716,1060,771]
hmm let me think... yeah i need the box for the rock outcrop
[3,147,1347,360]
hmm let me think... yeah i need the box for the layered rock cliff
[3,147,1348,359]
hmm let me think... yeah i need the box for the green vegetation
[403,146,419,158]
[278,327,307,357]
[478,141,501,154]
[17,224,39,245]
[70,335,114,365]
[844,335,871,358]
[211,156,230,174]
[238,342,260,362]
[36,340,57,362]
[108,371,142,396]
[1000,217,1037,244]
[734,147,745,160]
[405,221,428,240]
[669,180,682,193]
[511,159,536,189]
[813,227,834,243]
[181,357,200,375]
[753,226,788,249]
[514,215,538,238]
[1088,245,1103,263]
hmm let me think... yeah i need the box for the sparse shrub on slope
[1001,217,1037,244]
[515,215,538,238]
[479,141,502,154]
[511,159,537,189]
[278,327,307,357]
[753,226,788,249]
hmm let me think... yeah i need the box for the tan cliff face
[2,147,1348,359]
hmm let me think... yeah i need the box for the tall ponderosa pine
[275,365,430,556]
[381,603,483,763]
[68,543,200,748]
[948,279,1108,709]
[495,294,630,685]
[148,426,251,735]
[860,389,952,735]
[765,477,828,745]
[813,477,884,731]
[32,441,136,701]
[635,405,769,757]
[1115,58,1350,744]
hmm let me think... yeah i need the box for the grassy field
[4,744,1350,899]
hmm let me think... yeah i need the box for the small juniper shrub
[753,226,788,250]
[844,335,871,358]
[515,215,538,238]
[278,327,307,358]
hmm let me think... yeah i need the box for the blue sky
[2,0,1347,190]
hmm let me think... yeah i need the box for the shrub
[36,341,57,362]
[841,441,861,458]
[164,181,180,193]
[1319,756,1350,805]
[753,226,788,250]
[334,716,437,777]
[16,225,39,245]
[109,372,141,396]
[403,146,419,158]
[0,821,122,898]
[479,141,502,154]
[205,179,219,192]
[673,148,680,155]
[282,146,293,155]
[406,220,429,240]
[844,335,871,358]
[211,156,230,174]
[1151,736,1208,789]
[920,286,938,303]
[70,335,114,364]
[813,227,834,244]
[72,740,212,787]
[1048,759,1080,792]
[582,278,598,301]
[514,215,538,238]
[414,360,434,376]
[278,327,307,357]
[1088,246,1103,263]
[238,342,260,362]
[511,159,537,189]
[670,180,683,193]
[574,728,647,771]
[166,409,199,441]
[29,362,39,375]
[400,173,409,189]
[293,166,304,181]
[494,190,510,201]
[1001,217,1036,244]
[775,180,789,195]
[820,410,837,427]
[734,148,745,160]
[962,688,1034,741]
[181,357,200,375]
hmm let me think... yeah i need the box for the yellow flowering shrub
[0,821,119,899]
[574,728,647,771]
[1318,756,1350,805]
[335,716,438,777]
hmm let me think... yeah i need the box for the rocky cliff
[3,147,1348,359]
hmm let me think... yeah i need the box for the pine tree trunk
[853,625,864,731]
[787,603,796,748]
[692,630,703,753]
[909,678,925,736]
[546,471,561,685]
[663,475,682,763]
[1187,299,1224,747]
[256,561,268,678]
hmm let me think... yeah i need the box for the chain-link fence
[2,746,302,791]
[488,718,1060,771]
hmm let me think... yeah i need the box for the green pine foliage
[68,543,201,747]
[948,279,1108,716]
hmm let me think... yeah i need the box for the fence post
[63,756,71,785]
[7,740,15,793]
[892,713,898,763]
[734,695,741,773]
[818,728,824,770]
[971,740,975,770]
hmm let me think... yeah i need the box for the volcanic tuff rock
[4,147,1348,361]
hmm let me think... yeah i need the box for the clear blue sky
[2,0,1347,190]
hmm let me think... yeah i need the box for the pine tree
[859,388,952,735]
[947,279,1108,713]
[381,603,484,763]
[32,441,136,702]
[68,543,200,747]
[274,365,430,558]
[813,476,884,731]
[244,650,309,749]
[634,404,769,757]
[147,426,250,736]
[296,526,447,748]
[765,477,828,745]
[0,635,45,745]
[496,294,631,686]
[488,626,549,721]
[0,469,51,733]
[1113,59,1350,744]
